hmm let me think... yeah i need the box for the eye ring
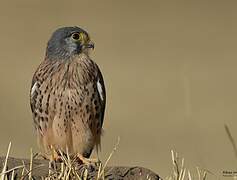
[71,33,80,40]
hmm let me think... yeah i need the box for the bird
[30,26,106,163]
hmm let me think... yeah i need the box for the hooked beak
[84,42,94,50]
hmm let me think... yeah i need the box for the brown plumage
[30,27,106,160]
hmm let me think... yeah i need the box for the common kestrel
[30,26,106,162]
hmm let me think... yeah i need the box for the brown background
[0,0,236,179]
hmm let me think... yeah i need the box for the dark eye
[71,33,80,40]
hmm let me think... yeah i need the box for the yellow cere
[79,32,89,44]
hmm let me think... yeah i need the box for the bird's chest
[46,62,97,117]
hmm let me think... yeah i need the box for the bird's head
[46,26,94,60]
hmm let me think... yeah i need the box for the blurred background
[0,0,236,179]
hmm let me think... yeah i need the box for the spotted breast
[30,53,106,159]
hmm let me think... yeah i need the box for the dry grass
[164,124,237,180]
[1,141,208,180]
[0,138,120,180]
[225,124,237,159]
[165,150,208,180]
[1,126,237,180]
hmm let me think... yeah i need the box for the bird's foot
[76,154,101,167]
[32,149,62,163]
[49,146,62,162]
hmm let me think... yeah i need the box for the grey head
[46,26,94,60]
